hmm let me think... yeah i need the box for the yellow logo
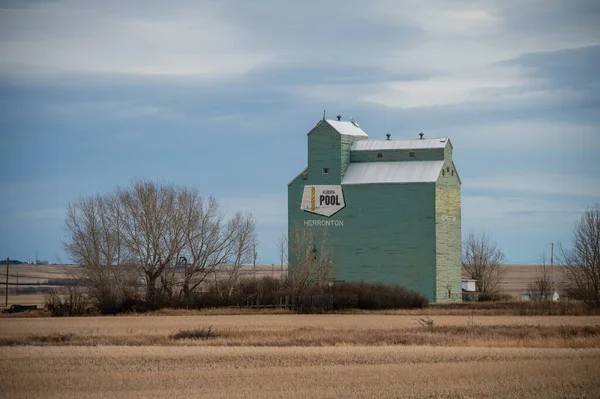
[311,186,316,211]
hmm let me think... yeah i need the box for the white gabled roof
[342,161,444,185]
[325,120,368,137]
[352,137,448,151]
[288,167,307,185]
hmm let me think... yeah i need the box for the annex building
[287,117,462,302]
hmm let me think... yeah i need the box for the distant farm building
[461,279,478,301]
[522,290,560,302]
[288,117,462,302]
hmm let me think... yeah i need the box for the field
[0,264,82,307]
[1,313,600,398]
[1,263,561,308]
[1,346,598,399]
[0,264,282,307]
[1,264,598,397]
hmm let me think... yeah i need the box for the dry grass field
[0,264,82,307]
[1,314,599,397]
[1,263,563,307]
[1,346,598,398]
[1,263,599,397]
[0,264,282,307]
[500,264,569,298]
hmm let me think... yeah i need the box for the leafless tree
[462,231,506,300]
[560,204,600,307]
[311,228,334,289]
[288,225,334,295]
[178,194,239,299]
[64,180,260,309]
[214,212,258,303]
[117,180,187,305]
[278,232,288,279]
[525,254,553,301]
[64,193,134,306]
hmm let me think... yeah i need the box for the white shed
[521,290,560,302]
[461,279,477,292]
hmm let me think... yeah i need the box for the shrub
[169,326,213,340]
[44,286,89,317]
[89,277,428,315]
[331,282,428,310]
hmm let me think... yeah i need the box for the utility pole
[5,257,9,307]
[550,242,554,291]
[253,245,257,279]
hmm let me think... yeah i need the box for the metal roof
[342,161,444,185]
[288,167,307,186]
[351,137,448,151]
[325,120,368,137]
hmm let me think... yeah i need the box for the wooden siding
[341,134,367,177]
[350,148,445,163]
[307,121,342,185]
[435,156,462,302]
[288,124,461,303]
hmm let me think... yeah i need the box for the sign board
[301,185,345,217]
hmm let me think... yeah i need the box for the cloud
[462,195,584,232]
[1,0,598,265]
[465,173,600,198]
[361,71,529,109]
[0,1,272,79]
[431,121,600,151]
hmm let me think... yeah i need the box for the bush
[44,286,90,317]
[169,326,213,340]
[88,277,428,315]
[331,282,428,310]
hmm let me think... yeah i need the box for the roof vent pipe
[386,133,391,140]
[419,132,424,139]
[336,114,342,121]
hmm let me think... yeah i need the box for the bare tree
[64,179,260,310]
[288,225,315,295]
[117,180,187,305]
[278,232,288,279]
[178,194,238,299]
[64,193,134,306]
[560,204,600,307]
[525,254,553,301]
[288,225,334,295]
[311,228,334,289]
[214,212,258,303]
[462,231,506,300]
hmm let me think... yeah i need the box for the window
[409,152,416,158]
[322,168,329,175]
[442,170,445,176]
[301,172,307,180]
[377,152,383,158]
[447,166,450,172]
[451,169,454,176]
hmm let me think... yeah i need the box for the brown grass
[1,314,599,348]
[1,324,599,348]
[1,346,598,398]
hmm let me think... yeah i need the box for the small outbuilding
[521,290,560,302]
[461,279,478,301]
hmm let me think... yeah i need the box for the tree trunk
[146,274,157,308]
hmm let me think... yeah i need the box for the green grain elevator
[287,117,462,302]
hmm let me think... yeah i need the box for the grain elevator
[287,116,462,302]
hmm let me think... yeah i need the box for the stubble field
[1,313,600,398]
[1,345,599,399]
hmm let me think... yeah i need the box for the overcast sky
[1,0,599,264]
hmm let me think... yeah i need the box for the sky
[1,0,599,265]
